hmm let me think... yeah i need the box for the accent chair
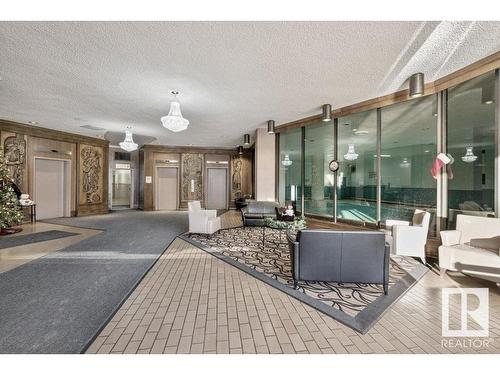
[439,214,500,284]
[384,209,431,264]
[188,200,221,235]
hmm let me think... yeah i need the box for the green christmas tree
[0,147,23,231]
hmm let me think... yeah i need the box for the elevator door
[35,159,67,219]
[112,169,131,208]
[206,168,227,210]
[157,167,178,210]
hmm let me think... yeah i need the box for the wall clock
[328,160,339,172]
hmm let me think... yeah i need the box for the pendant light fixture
[322,104,332,122]
[267,120,275,134]
[409,72,425,98]
[119,128,138,152]
[238,146,243,155]
[461,146,478,163]
[282,154,292,167]
[161,91,189,132]
[344,144,359,161]
[243,134,250,145]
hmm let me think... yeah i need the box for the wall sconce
[238,146,243,155]
[243,134,250,145]
[322,104,332,122]
[409,72,425,97]
[267,120,275,134]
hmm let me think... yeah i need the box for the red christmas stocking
[431,153,451,179]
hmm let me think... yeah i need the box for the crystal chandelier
[282,154,293,167]
[461,146,478,163]
[344,144,359,161]
[119,130,138,152]
[161,91,189,132]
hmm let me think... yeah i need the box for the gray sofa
[241,201,280,226]
[287,229,389,294]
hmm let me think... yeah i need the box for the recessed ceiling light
[354,130,368,135]
[28,121,38,125]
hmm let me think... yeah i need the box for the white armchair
[439,215,500,284]
[188,201,221,235]
[384,209,431,264]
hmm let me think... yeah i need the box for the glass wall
[278,128,302,213]
[337,110,378,223]
[277,69,498,229]
[380,95,437,225]
[304,121,335,217]
[447,71,496,227]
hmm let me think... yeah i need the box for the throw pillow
[412,212,426,226]
[469,236,500,254]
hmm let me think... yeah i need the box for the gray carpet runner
[0,230,79,250]
[0,210,188,353]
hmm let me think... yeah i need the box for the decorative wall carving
[181,153,203,201]
[231,155,242,198]
[3,135,26,189]
[80,145,103,204]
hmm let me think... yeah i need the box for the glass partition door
[337,110,378,223]
[304,122,335,217]
[380,95,437,229]
[447,71,496,228]
[278,128,302,213]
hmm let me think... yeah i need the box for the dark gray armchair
[287,229,389,294]
[241,201,280,226]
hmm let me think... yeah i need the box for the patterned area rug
[180,226,429,333]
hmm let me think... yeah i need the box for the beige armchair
[188,201,221,235]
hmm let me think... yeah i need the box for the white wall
[255,128,276,201]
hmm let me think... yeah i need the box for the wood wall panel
[77,143,109,216]
[0,120,110,217]
[181,153,204,204]
[139,145,253,211]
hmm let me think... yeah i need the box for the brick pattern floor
[86,211,500,354]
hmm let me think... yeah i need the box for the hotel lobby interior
[1,15,500,367]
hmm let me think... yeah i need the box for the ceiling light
[461,146,478,163]
[161,91,189,132]
[322,104,332,122]
[28,121,38,125]
[238,146,243,155]
[409,72,425,98]
[267,120,275,134]
[282,154,293,167]
[354,130,368,135]
[400,158,411,168]
[344,145,359,161]
[119,130,138,152]
[243,134,250,145]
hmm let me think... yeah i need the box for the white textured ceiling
[1,21,500,148]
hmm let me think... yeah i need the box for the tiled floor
[87,211,500,354]
[0,222,101,273]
